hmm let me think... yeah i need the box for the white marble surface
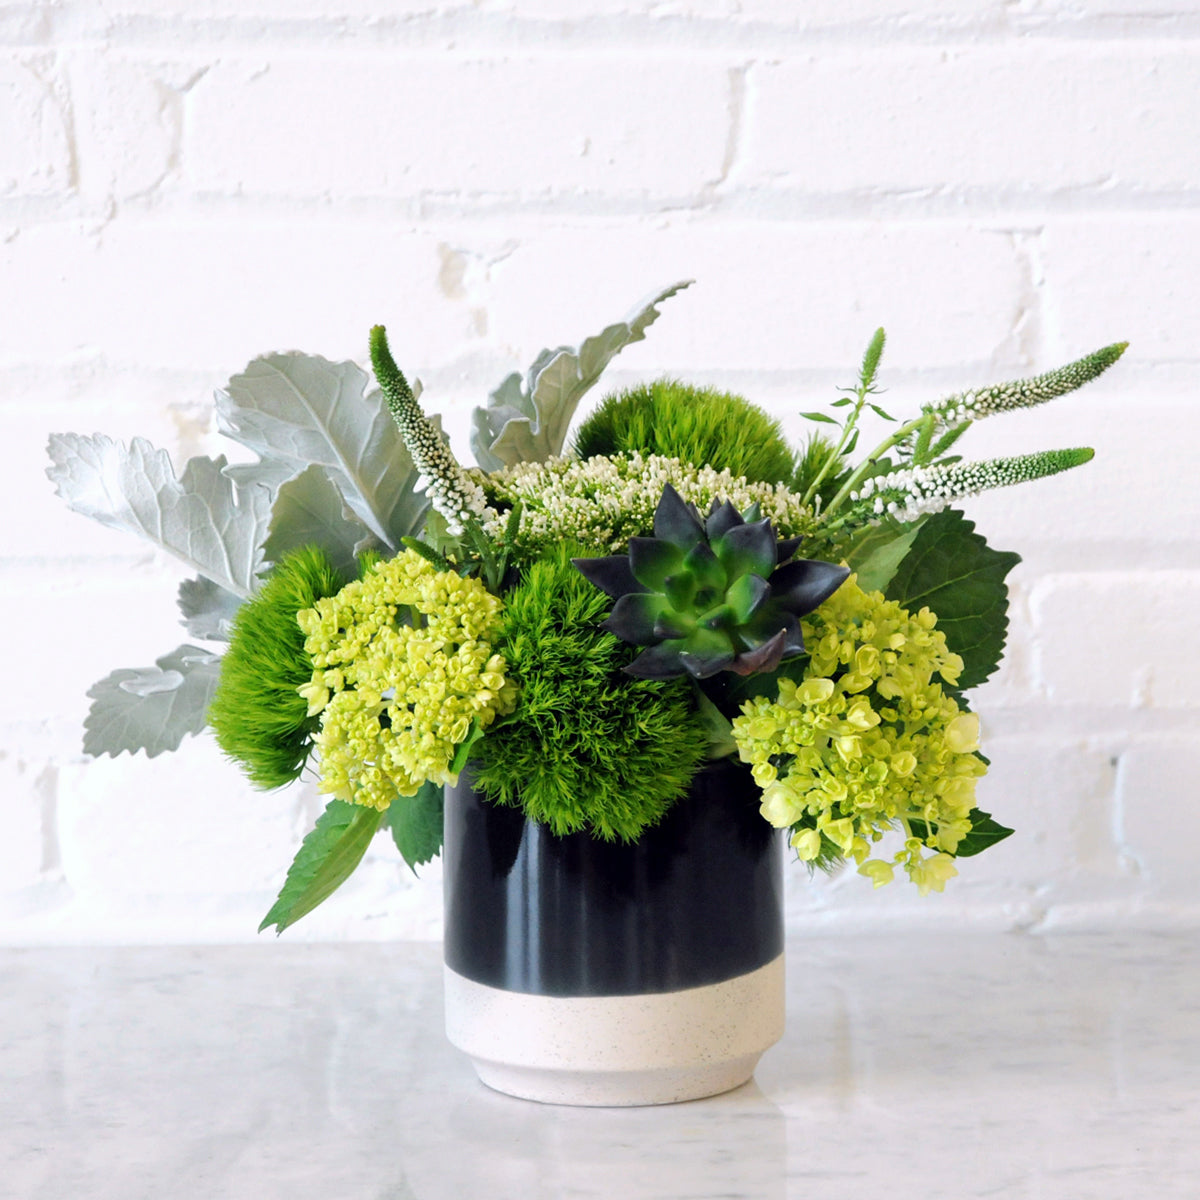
[3,933,1197,1199]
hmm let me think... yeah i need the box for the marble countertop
[3,932,1197,1200]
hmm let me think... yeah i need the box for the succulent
[573,484,850,680]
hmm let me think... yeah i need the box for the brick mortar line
[6,14,1200,52]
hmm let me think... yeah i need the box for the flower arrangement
[47,282,1125,932]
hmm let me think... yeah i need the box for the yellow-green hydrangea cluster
[296,550,517,811]
[731,577,987,895]
[473,452,816,556]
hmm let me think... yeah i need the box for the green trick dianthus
[208,546,351,789]
[470,546,708,842]
[572,378,796,486]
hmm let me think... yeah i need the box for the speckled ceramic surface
[444,954,786,1106]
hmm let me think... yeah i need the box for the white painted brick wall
[3,0,1198,944]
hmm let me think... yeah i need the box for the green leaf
[83,645,222,758]
[259,801,383,935]
[692,685,738,759]
[831,397,854,408]
[868,403,896,422]
[885,509,1020,691]
[386,782,445,872]
[800,411,838,424]
[953,808,1015,858]
[840,517,927,594]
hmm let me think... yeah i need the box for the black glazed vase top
[443,761,784,998]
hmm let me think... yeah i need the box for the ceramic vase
[442,760,785,1106]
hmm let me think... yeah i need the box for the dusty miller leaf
[259,800,384,934]
[261,464,378,577]
[84,645,222,758]
[885,508,1021,691]
[386,782,444,872]
[215,353,430,551]
[470,280,693,470]
[177,577,243,641]
[46,434,272,600]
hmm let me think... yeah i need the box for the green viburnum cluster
[477,452,816,557]
[297,549,518,810]
[731,577,987,895]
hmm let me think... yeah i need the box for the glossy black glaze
[443,760,784,997]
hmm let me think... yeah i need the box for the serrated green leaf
[841,516,928,594]
[216,353,430,551]
[259,801,383,934]
[84,645,222,758]
[886,509,1020,690]
[262,463,378,577]
[800,411,838,424]
[386,782,444,872]
[953,808,1015,857]
[46,435,272,600]
[470,281,692,470]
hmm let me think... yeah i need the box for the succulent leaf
[727,629,790,676]
[576,484,850,682]
[714,519,776,581]
[626,640,694,680]
[652,484,707,550]
[572,554,642,598]
[705,499,744,542]
[725,573,770,623]
[604,593,672,643]
[769,558,851,615]
[630,537,685,590]
[664,572,697,611]
[682,541,726,592]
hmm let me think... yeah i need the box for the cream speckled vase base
[444,953,785,1107]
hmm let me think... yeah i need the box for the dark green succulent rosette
[573,484,850,680]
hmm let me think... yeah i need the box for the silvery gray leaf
[46,434,272,599]
[83,645,222,758]
[262,463,378,578]
[215,353,429,550]
[222,456,303,496]
[470,280,693,470]
[178,576,243,641]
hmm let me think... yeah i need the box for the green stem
[800,393,867,509]
[822,414,933,519]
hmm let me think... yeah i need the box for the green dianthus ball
[208,546,351,789]
[470,546,708,842]
[572,377,796,486]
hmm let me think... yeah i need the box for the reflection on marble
[2,933,1197,1199]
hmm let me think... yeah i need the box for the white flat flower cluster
[851,448,1092,524]
[478,452,816,554]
